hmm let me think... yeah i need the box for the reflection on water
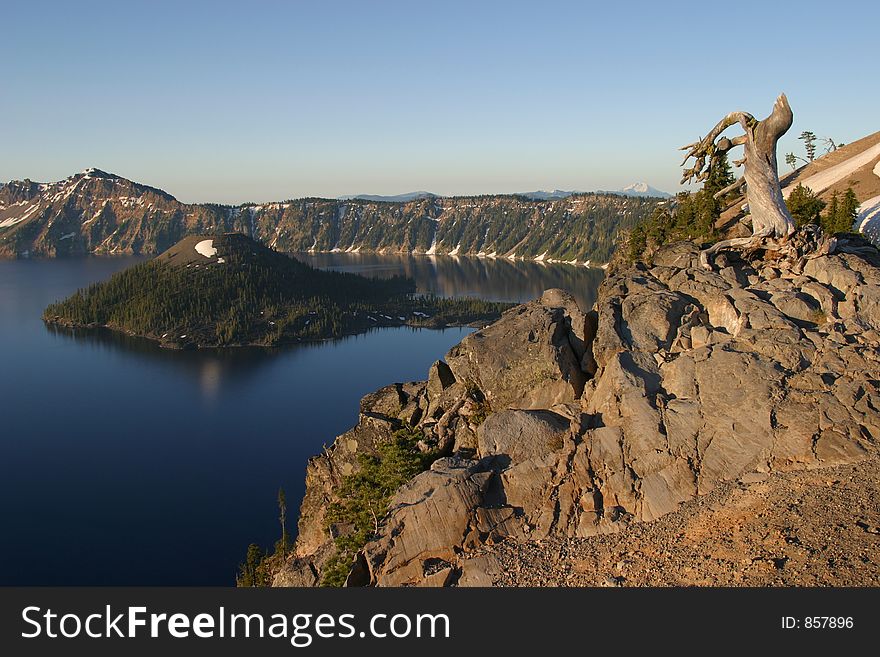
[43,321,463,403]
[199,358,222,400]
[0,254,604,585]
[43,323,284,400]
[296,252,606,310]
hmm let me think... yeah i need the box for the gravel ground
[481,457,880,587]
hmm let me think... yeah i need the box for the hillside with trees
[1,169,660,264]
[786,184,860,233]
[42,234,512,348]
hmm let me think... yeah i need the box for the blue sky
[2,0,877,204]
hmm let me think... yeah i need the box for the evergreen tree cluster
[236,425,438,588]
[626,153,735,264]
[237,543,271,587]
[785,184,859,234]
[822,188,860,234]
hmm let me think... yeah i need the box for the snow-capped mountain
[615,182,672,198]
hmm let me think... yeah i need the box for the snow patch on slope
[784,142,880,198]
[425,232,438,255]
[0,202,41,228]
[194,239,217,258]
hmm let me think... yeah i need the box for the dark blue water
[0,254,602,585]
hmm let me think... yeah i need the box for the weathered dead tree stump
[680,94,832,269]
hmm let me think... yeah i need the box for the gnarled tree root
[699,228,773,270]
[700,224,837,272]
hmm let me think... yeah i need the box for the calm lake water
[0,253,603,585]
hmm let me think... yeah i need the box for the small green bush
[786,184,826,228]
[321,426,438,587]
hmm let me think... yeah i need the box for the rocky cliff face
[0,169,658,263]
[276,235,880,587]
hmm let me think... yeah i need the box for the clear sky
[2,0,877,204]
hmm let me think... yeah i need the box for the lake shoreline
[5,250,609,269]
[41,315,495,351]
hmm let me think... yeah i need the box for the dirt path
[482,457,880,587]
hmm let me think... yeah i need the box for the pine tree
[799,131,818,161]
[785,184,825,227]
[277,487,289,555]
[627,223,648,263]
[837,188,859,233]
[693,189,719,239]
[237,543,267,587]
[705,152,735,197]
[819,187,858,234]
[822,192,840,233]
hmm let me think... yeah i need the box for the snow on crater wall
[194,239,217,258]
[783,142,880,198]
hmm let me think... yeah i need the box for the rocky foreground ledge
[276,238,880,587]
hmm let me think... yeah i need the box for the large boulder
[445,297,587,410]
[477,409,570,463]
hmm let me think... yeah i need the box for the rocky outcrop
[361,457,494,587]
[444,290,588,410]
[276,237,880,587]
[291,381,426,559]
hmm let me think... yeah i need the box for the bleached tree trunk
[739,95,796,237]
[680,94,798,269]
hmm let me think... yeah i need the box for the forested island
[42,233,512,348]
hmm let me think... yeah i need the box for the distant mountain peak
[76,168,117,179]
[340,191,437,203]
[615,182,671,198]
[518,190,582,200]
